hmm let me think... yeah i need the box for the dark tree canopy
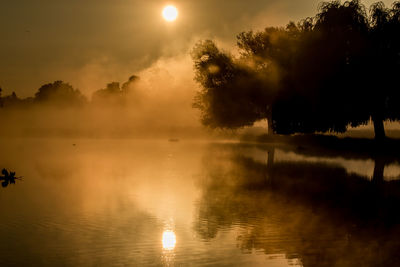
[92,75,139,106]
[1,92,27,108]
[0,75,140,109]
[274,0,371,134]
[92,82,122,102]
[191,40,275,130]
[34,81,87,107]
[192,0,400,140]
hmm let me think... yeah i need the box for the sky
[0,0,394,97]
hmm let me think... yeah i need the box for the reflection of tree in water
[194,146,400,266]
[0,168,21,187]
[255,135,400,182]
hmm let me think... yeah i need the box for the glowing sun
[162,230,176,250]
[162,5,178,22]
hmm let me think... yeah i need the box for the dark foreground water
[1,139,400,266]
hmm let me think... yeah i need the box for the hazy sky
[0,0,394,97]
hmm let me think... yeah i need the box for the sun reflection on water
[162,230,176,250]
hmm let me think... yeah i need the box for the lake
[1,139,400,266]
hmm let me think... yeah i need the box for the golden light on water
[162,5,178,22]
[162,230,176,250]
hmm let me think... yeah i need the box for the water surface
[1,139,399,266]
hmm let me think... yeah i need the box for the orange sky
[0,0,394,97]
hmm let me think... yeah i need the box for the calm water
[1,139,400,266]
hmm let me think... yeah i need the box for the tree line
[0,75,139,109]
[192,0,400,141]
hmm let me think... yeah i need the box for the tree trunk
[267,148,275,169]
[372,114,385,141]
[267,112,273,135]
[372,157,385,183]
[265,147,275,183]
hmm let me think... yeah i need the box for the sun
[162,230,176,250]
[162,5,178,22]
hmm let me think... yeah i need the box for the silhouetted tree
[191,40,274,131]
[191,22,320,134]
[367,1,400,140]
[192,0,400,141]
[0,88,35,109]
[121,75,139,95]
[236,25,302,133]
[92,75,139,105]
[34,81,87,107]
[272,0,371,134]
[1,92,25,108]
[92,82,121,102]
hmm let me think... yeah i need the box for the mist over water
[1,139,400,266]
[2,1,400,266]
[0,55,212,139]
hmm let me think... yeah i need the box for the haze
[2,1,400,266]
[0,0,393,96]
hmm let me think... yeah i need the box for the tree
[92,82,122,105]
[367,1,400,140]
[34,81,87,107]
[272,0,371,135]
[92,75,139,106]
[192,24,315,134]
[191,40,275,131]
[1,92,24,108]
[192,0,400,141]
[236,25,303,133]
[121,75,140,95]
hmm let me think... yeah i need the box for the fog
[0,54,216,139]
[1,50,398,140]
[2,1,400,266]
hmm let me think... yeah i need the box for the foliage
[92,75,139,106]
[34,81,87,107]
[192,41,258,128]
[191,0,400,140]
[0,74,140,112]
[191,40,274,129]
